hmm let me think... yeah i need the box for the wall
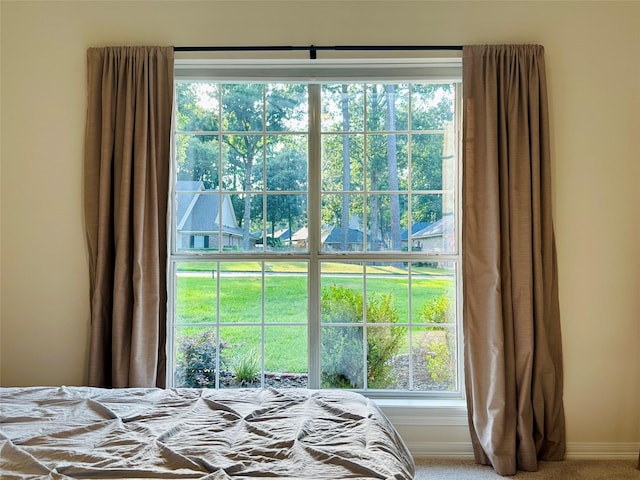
[1,0,639,458]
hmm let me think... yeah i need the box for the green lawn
[174,267,454,373]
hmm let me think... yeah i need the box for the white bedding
[0,386,414,479]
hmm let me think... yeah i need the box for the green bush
[424,338,456,387]
[418,295,454,325]
[232,348,260,384]
[321,285,405,389]
[174,330,224,388]
[419,295,456,388]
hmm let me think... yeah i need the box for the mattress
[0,386,414,479]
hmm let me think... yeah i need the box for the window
[169,58,462,397]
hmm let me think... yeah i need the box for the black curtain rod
[174,44,463,59]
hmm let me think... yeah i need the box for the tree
[409,84,455,225]
[320,85,363,238]
[364,84,409,251]
[176,81,454,248]
[257,135,308,246]
[340,85,351,251]
[177,82,308,249]
[175,83,219,188]
[220,84,264,249]
[385,84,402,251]
[367,86,382,251]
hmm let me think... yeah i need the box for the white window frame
[168,56,464,403]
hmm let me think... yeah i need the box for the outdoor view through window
[170,70,461,396]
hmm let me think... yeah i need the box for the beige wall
[1,0,639,456]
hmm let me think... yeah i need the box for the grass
[177,261,448,276]
[175,265,454,373]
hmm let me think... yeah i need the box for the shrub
[321,285,405,389]
[174,330,224,388]
[232,348,260,384]
[418,295,454,325]
[419,295,456,388]
[424,338,456,387]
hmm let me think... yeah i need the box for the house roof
[412,214,454,239]
[176,181,203,227]
[176,181,244,236]
[272,228,291,240]
[290,226,346,244]
[323,226,365,244]
[401,222,432,241]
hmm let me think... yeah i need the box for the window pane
[411,84,455,131]
[219,264,261,323]
[367,326,409,390]
[262,194,308,252]
[321,326,364,389]
[176,82,218,132]
[175,135,219,188]
[321,194,365,252]
[266,135,308,191]
[221,84,264,132]
[225,193,262,252]
[321,84,364,132]
[174,326,220,388]
[176,190,233,252]
[265,326,308,388]
[175,262,217,324]
[264,265,308,323]
[410,133,446,191]
[366,84,409,132]
[412,326,458,391]
[266,84,308,132]
[366,134,408,191]
[366,193,408,252]
[411,261,456,327]
[321,134,363,191]
[364,262,409,322]
[222,135,264,192]
[408,199,455,254]
[219,326,262,388]
[321,261,364,293]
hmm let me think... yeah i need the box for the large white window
[168,59,462,397]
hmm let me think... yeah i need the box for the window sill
[374,398,468,426]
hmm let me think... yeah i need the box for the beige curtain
[462,45,566,476]
[84,46,174,388]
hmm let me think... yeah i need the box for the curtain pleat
[84,46,174,388]
[462,44,566,476]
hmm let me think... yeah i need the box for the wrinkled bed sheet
[0,386,414,479]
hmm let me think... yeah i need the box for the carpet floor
[414,458,640,479]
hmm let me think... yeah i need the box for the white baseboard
[408,441,640,461]
[565,442,640,460]
[409,441,474,459]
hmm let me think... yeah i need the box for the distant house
[175,181,247,250]
[411,214,455,253]
[260,227,291,246]
[322,226,367,251]
[273,228,291,241]
[290,225,381,251]
[401,222,432,250]
[290,227,313,249]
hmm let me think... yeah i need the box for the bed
[0,386,415,479]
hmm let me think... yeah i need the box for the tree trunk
[242,157,252,250]
[385,85,401,251]
[341,85,351,251]
[369,87,381,251]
